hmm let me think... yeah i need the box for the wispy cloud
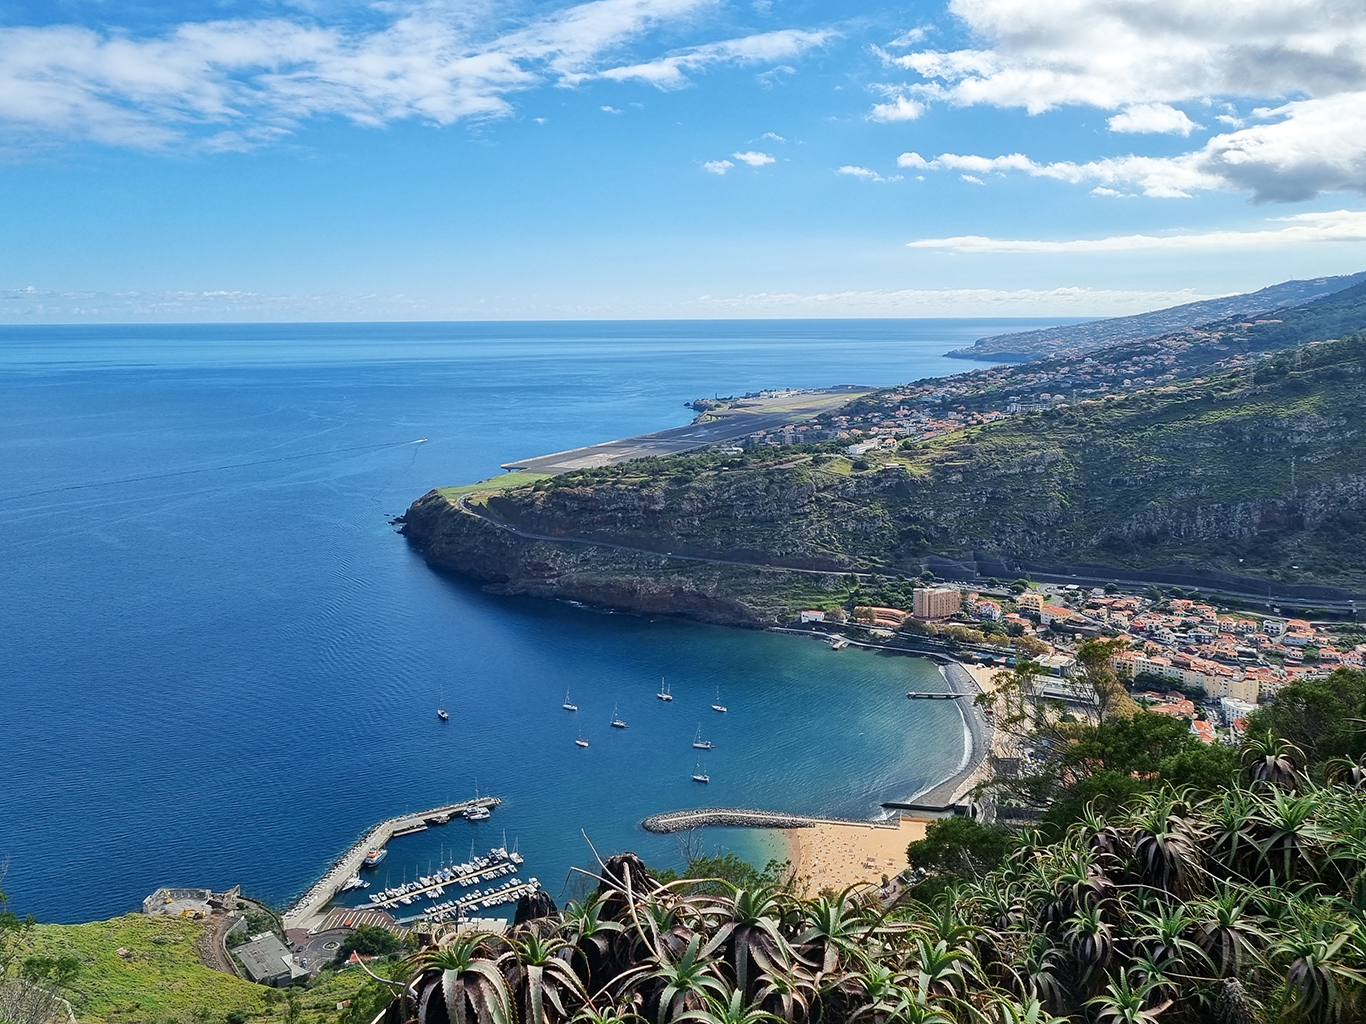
[703,158,734,174]
[696,285,1211,317]
[837,165,901,182]
[732,150,775,166]
[906,209,1366,253]
[0,1,832,150]
[594,28,830,88]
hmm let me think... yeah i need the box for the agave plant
[1270,915,1366,1023]
[1129,797,1203,896]
[707,887,791,999]
[503,929,589,1024]
[1243,732,1304,789]
[1253,789,1329,883]
[1190,884,1270,978]
[798,891,869,975]
[632,932,731,1024]
[411,931,516,1024]
[1084,969,1172,1024]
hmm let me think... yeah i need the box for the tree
[1245,669,1366,767]
[1011,579,1031,594]
[907,818,1013,884]
[335,923,402,963]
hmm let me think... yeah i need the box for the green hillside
[465,332,1366,591]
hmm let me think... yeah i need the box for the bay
[0,319,1051,923]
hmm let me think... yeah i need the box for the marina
[362,846,525,910]
[281,795,501,931]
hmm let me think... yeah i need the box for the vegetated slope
[947,270,1366,363]
[403,334,1366,619]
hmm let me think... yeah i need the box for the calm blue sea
[0,319,1052,924]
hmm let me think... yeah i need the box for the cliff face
[403,334,1366,616]
[400,490,850,626]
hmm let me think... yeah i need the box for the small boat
[340,874,369,892]
[656,679,673,702]
[610,703,627,728]
[711,686,727,713]
[575,729,589,748]
[692,760,709,784]
[465,806,491,821]
[563,688,578,712]
[692,724,714,750]
[438,682,449,720]
[437,708,449,721]
[363,849,388,868]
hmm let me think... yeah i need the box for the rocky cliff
[403,333,1366,617]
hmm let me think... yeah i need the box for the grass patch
[24,914,387,1024]
[437,472,550,501]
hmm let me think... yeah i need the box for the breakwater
[282,797,500,931]
[641,807,901,834]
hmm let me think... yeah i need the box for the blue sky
[1,0,1365,320]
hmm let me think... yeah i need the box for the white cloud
[601,105,623,113]
[906,209,1366,253]
[960,174,984,184]
[695,286,1211,317]
[1090,187,1132,198]
[1107,103,1200,136]
[891,0,1366,114]
[897,151,930,169]
[732,150,775,166]
[907,91,1366,201]
[0,1,835,149]
[703,158,733,174]
[874,0,1366,201]
[868,94,924,122]
[594,28,830,88]
[837,165,901,183]
[761,131,785,141]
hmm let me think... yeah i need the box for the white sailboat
[656,678,673,701]
[575,728,590,748]
[563,688,578,712]
[711,686,727,713]
[692,724,714,750]
[438,682,449,721]
[691,759,709,784]
[610,704,627,728]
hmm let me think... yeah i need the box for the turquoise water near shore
[0,320,1043,922]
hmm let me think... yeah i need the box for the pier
[641,807,901,834]
[282,796,501,932]
[905,691,963,700]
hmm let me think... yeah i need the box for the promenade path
[283,797,500,932]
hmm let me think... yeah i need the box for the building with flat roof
[913,586,961,620]
[234,933,308,987]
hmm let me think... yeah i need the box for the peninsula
[401,277,1366,625]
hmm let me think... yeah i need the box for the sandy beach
[786,817,927,894]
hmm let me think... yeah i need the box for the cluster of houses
[815,582,1363,747]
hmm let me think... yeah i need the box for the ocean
[0,319,1049,923]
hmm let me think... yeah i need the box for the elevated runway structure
[501,387,868,475]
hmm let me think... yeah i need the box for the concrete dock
[641,807,901,834]
[283,797,500,932]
